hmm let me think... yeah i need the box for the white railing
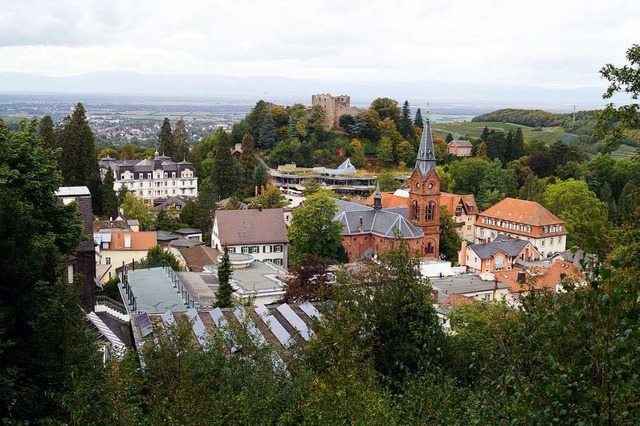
[95,295,130,322]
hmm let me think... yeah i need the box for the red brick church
[334,117,441,261]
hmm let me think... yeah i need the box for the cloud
[0,0,639,89]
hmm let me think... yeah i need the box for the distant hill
[471,108,598,135]
[432,121,572,146]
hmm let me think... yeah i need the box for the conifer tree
[257,111,277,149]
[239,133,256,196]
[158,117,175,157]
[445,133,454,143]
[214,247,234,308]
[38,115,57,151]
[414,108,424,128]
[399,100,415,142]
[480,126,489,143]
[101,167,118,219]
[59,103,99,187]
[252,162,268,194]
[512,128,525,160]
[172,118,189,161]
[212,129,238,199]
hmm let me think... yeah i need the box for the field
[611,144,638,160]
[432,121,573,146]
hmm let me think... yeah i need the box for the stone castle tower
[408,116,441,257]
[312,94,358,129]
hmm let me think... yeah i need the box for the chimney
[258,203,263,212]
[458,240,467,266]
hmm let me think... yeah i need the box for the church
[334,117,441,262]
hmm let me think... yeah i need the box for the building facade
[211,208,290,268]
[459,235,542,274]
[440,192,477,242]
[474,197,567,257]
[447,139,473,156]
[99,152,198,201]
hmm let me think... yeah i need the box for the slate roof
[415,118,437,177]
[479,198,565,228]
[99,156,195,178]
[312,157,357,175]
[430,274,510,296]
[215,209,289,245]
[334,200,423,239]
[468,234,530,260]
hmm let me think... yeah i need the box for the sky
[0,0,639,94]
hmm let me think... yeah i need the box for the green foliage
[448,157,514,210]
[253,184,286,209]
[156,209,188,232]
[542,179,608,249]
[376,135,394,164]
[257,110,277,149]
[288,103,308,140]
[120,192,156,231]
[376,172,401,192]
[252,161,268,193]
[214,247,234,308]
[38,114,57,151]
[137,246,184,271]
[371,97,400,124]
[439,206,462,261]
[414,108,424,128]
[172,118,189,161]
[238,133,256,197]
[398,100,415,142]
[100,167,118,219]
[211,129,238,199]
[288,191,343,265]
[59,102,99,187]
[157,117,175,157]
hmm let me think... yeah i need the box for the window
[102,242,109,249]
[273,245,283,253]
[272,258,283,266]
[105,257,111,265]
[426,201,436,221]
[147,173,151,179]
[172,172,176,178]
[412,201,419,220]
[467,225,471,230]
[242,246,259,254]
[263,245,272,253]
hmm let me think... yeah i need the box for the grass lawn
[432,121,573,146]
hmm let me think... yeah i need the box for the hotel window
[273,245,283,253]
[105,257,111,265]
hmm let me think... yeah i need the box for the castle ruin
[312,94,359,129]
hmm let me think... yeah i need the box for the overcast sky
[0,0,638,90]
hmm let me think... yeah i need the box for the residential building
[55,186,96,309]
[475,197,567,257]
[211,207,290,268]
[496,260,585,295]
[459,235,542,273]
[99,152,198,201]
[430,274,511,303]
[94,231,157,268]
[447,139,473,156]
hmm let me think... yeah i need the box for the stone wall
[312,93,358,129]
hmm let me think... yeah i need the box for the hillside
[432,121,573,146]
[471,108,598,136]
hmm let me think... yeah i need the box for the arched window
[426,242,434,254]
[412,201,419,220]
[426,201,436,221]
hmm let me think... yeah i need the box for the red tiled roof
[498,261,584,293]
[105,231,157,251]
[479,198,564,227]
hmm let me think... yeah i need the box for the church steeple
[415,114,437,177]
[373,183,382,211]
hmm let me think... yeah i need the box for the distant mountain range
[0,71,612,112]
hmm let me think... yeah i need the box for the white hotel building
[99,152,198,201]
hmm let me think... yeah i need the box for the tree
[596,44,640,140]
[214,247,234,308]
[485,130,507,163]
[239,133,256,196]
[371,97,400,124]
[252,162,268,194]
[121,192,156,230]
[38,114,57,151]
[445,133,454,143]
[288,103,308,140]
[349,138,367,168]
[376,136,394,164]
[254,184,286,209]
[211,129,238,199]
[158,117,175,157]
[101,167,119,219]
[172,118,189,161]
[414,108,424,128]
[59,102,99,187]
[399,100,415,142]
[0,119,88,421]
[309,104,325,127]
[257,111,277,149]
[480,126,489,143]
[439,206,463,259]
[302,178,321,196]
[397,140,415,166]
[339,114,356,133]
[283,254,331,303]
[376,172,401,192]
[138,246,184,271]
[288,191,343,265]
[541,179,608,249]
[511,128,525,160]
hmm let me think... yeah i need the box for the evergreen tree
[158,117,175,157]
[239,133,256,196]
[172,118,189,161]
[445,133,454,143]
[38,115,57,151]
[512,128,525,160]
[414,108,424,128]
[399,100,415,142]
[486,130,507,163]
[59,102,99,187]
[101,167,119,219]
[212,129,238,199]
[214,247,234,308]
[480,126,489,143]
[257,111,277,149]
[252,162,268,194]
[246,100,271,140]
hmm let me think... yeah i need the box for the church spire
[415,109,437,177]
[373,183,382,211]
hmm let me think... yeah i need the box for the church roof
[415,117,437,177]
[333,200,423,239]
